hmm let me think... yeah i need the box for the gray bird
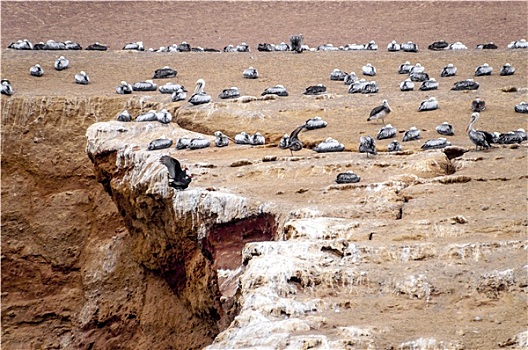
[359,136,377,157]
[159,155,192,190]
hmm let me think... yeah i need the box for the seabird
[348,79,367,93]
[428,40,449,50]
[362,63,376,76]
[508,39,528,49]
[258,43,274,52]
[275,42,290,51]
[156,109,172,124]
[305,116,327,130]
[466,112,495,150]
[449,42,467,50]
[359,136,377,157]
[440,63,457,77]
[362,81,379,94]
[171,88,187,102]
[421,138,451,150]
[243,67,259,79]
[214,131,229,147]
[436,122,454,136]
[261,85,288,97]
[279,134,290,149]
[132,80,158,91]
[304,84,327,95]
[189,138,211,150]
[135,110,158,122]
[152,66,177,79]
[387,40,401,52]
[451,79,479,91]
[313,137,345,153]
[418,97,439,111]
[402,127,421,142]
[290,34,304,53]
[368,100,391,124]
[475,63,493,76]
[148,138,173,150]
[398,61,413,74]
[500,63,515,76]
[401,41,418,52]
[43,40,66,50]
[176,138,192,149]
[218,87,240,99]
[1,79,14,96]
[283,124,306,156]
[159,82,186,94]
[419,78,439,91]
[122,41,144,51]
[410,63,425,74]
[494,131,524,144]
[366,40,378,50]
[116,81,133,94]
[344,72,358,85]
[223,44,235,52]
[85,42,108,51]
[117,110,131,122]
[319,43,339,51]
[64,40,82,50]
[377,124,397,140]
[250,132,265,146]
[8,39,33,50]
[159,155,192,191]
[188,79,212,105]
[409,72,429,82]
[54,56,69,70]
[400,78,414,91]
[330,68,347,81]
[514,129,528,141]
[388,140,402,152]
[75,71,90,85]
[471,98,486,112]
[476,42,498,49]
[514,102,528,113]
[234,132,251,144]
[236,42,250,52]
[30,64,44,77]
[177,41,191,52]
[336,171,361,184]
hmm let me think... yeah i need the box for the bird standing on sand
[359,136,377,157]
[466,112,495,151]
[284,124,306,156]
[159,155,192,190]
[368,100,391,124]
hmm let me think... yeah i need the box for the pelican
[441,63,457,77]
[284,124,306,156]
[54,56,69,71]
[436,122,454,136]
[466,112,495,150]
[1,79,14,96]
[171,88,187,102]
[214,131,230,147]
[236,42,250,52]
[348,79,367,93]
[305,116,327,130]
[421,138,451,150]
[359,136,377,157]
[330,68,347,81]
[410,63,425,74]
[336,171,361,184]
[188,79,211,105]
[30,64,44,77]
[159,82,186,94]
[116,81,133,95]
[451,79,479,90]
[368,100,391,124]
[476,42,498,49]
[475,63,493,76]
[250,132,265,146]
[471,98,486,112]
[218,87,240,99]
[377,124,397,140]
[419,78,439,91]
[418,97,438,112]
[403,127,421,142]
[8,39,33,50]
[388,140,402,152]
[304,84,327,95]
[177,41,191,52]
[156,109,172,124]
[366,40,378,50]
[344,72,358,85]
[314,137,345,153]
[514,102,528,113]
[362,63,376,76]
[189,137,211,150]
[275,42,290,51]
[400,78,414,91]
[387,40,401,52]
[362,81,379,94]
[64,40,82,50]
[409,72,429,82]
[495,131,524,144]
[152,66,177,79]
[86,42,108,51]
[117,110,131,122]
[132,80,157,91]
[500,63,515,76]
[135,110,158,122]
[75,71,89,85]
[290,34,304,53]
[122,41,144,51]
[449,42,467,50]
[428,40,449,50]
[398,61,413,74]
[235,132,251,144]
[279,134,290,149]
[261,85,288,96]
[401,41,418,52]
[243,66,259,79]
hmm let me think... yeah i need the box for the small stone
[481,206,490,211]
[230,159,253,167]
[276,191,284,195]
[262,155,277,162]
[474,316,482,322]
[452,215,469,224]
[296,188,308,194]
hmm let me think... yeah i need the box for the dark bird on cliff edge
[359,136,377,157]
[471,98,486,112]
[159,155,192,191]
[466,112,495,151]
[368,99,391,124]
[284,124,306,156]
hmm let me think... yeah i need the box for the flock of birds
[3,36,528,189]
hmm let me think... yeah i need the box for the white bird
[475,63,493,76]
[188,79,212,105]
[418,97,439,111]
[403,127,421,142]
[387,40,401,51]
[441,63,457,77]
[75,71,90,85]
[243,66,259,79]
[54,56,69,71]
[400,78,414,91]
[362,63,376,76]
[30,64,44,77]
[500,63,515,76]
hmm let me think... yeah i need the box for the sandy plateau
[1,1,528,350]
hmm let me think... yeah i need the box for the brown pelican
[368,100,391,124]
[218,87,240,99]
[283,124,306,156]
[401,41,418,52]
[159,155,192,191]
[250,132,265,145]
[336,171,361,184]
[466,112,494,150]
[387,40,401,52]
[398,61,413,74]
[1,79,14,96]
[75,71,90,85]
[330,68,347,81]
[403,127,421,142]
[475,63,493,76]
[436,122,454,136]
[243,67,259,79]
[86,42,108,51]
[159,82,186,94]
[344,72,358,85]
[452,79,479,90]
[420,78,439,91]
[117,110,131,122]
[377,124,397,140]
[171,88,187,102]
[156,109,172,124]
[441,63,457,77]
[418,97,438,111]
[515,102,528,113]
[421,138,451,150]
[188,79,212,105]
[8,39,33,50]
[152,66,177,79]
[500,63,515,76]
[471,98,486,112]
[290,34,303,53]
[428,40,449,50]
[449,42,467,50]
[189,138,211,150]
[476,42,498,49]
[214,131,230,147]
[359,136,377,157]
[400,78,414,91]
[30,64,44,77]
[148,139,173,151]
[261,85,288,96]
[122,41,144,51]
[116,81,133,94]
[304,84,327,95]
[410,72,429,82]
[314,137,345,153]
[132,80,157,91]
[235,132,251,144]
[54,56,69,70]
[362,63,376,76]
[388,140,402,152]
[305,116,327,130]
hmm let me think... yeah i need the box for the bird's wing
[290,124,306,139]
[370,105,384,117]
[160,155,183,179]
